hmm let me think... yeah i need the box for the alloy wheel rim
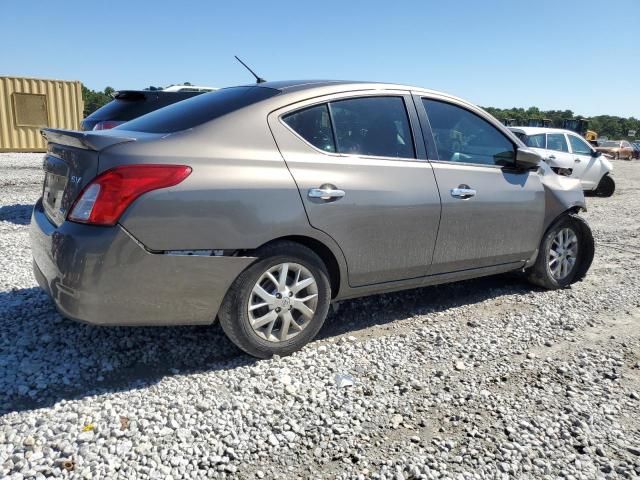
[247,262,318,342]
[548,227,579,280]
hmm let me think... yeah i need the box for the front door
[417,96,546,274]
[566,132,600,189]
[269,93,442,287]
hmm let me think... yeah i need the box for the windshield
[116,86,280,133]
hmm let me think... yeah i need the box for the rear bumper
[30,200,255,326]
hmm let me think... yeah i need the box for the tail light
[68,165,192,226]
[93,120,125,130]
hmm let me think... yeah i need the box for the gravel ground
[1,152,639,479]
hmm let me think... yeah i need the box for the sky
[1,0,638,117]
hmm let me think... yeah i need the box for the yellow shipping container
[0,76,84,152]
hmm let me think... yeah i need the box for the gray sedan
[31,80,594,358]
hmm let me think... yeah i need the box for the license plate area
[43,172,68,226]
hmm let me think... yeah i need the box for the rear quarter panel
[100,105,348,284]
[102,109,311,251]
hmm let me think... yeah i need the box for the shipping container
[0,76,84,152]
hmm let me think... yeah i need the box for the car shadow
[319,273,536,340]
[1,274,537,415]
[0,204,33,225]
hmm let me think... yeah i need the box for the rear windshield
[115,86,280,133]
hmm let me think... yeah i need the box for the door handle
[548,155,556,160]
[574,158,581,163]
[451,185,476,199]
[308,186,346,201]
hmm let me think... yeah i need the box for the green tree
[482,106,639,141]
[81,86,114,117]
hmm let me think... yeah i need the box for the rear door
[544,132,574,168]
[416,96,545,274]
[269,91,442,287]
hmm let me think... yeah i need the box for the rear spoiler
[113,90,148,100]
[41,128,136,151]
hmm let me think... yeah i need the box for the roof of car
[508,126,581,136]
[238,79,477,108]
[255,79,451,94]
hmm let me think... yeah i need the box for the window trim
[277,93,424,163]
[418,96,519,170]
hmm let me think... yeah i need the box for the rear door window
[116,86,280,133]
[329,97,415,158]
[546,134,569,152]
[283,104,336,152]
[523,133,546,148]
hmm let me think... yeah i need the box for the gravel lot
[1,152,639,479]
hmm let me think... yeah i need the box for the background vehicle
[528,118,552,128]
[510,127,615,197]
[631,142,640,159]
[32,81,593,358]
[81,86,216,131]
[595,140,634,160]
[561,118,598,145]
[162,84,216,93]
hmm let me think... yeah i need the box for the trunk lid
[40,129,136,226]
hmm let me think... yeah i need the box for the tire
[614,152,620,160]
[218,241,331,358]
[527,213,594,289]
[594,174,615,197]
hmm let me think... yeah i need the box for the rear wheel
[218,241,331,358]
[527,214,594,289]
[594,174,615,197]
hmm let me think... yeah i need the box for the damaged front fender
[538,162,586,231]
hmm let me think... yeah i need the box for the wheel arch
[251,235,344,298]
[545,206,584,230]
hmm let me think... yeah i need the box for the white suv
[509,127,615,197]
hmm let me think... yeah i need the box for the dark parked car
[81,86,216,131]
[33,81,594,358]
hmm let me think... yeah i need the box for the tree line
[81,86,638,141]
[483,106,639,141]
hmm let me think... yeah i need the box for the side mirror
[591,150,602,157]
[515,147,541,169]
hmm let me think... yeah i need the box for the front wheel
[594,174,615,197]
[218,241,331,358]
[527,214,594,289]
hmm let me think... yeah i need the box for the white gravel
[1,152,639,479]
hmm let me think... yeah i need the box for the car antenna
[234,56,267,84]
